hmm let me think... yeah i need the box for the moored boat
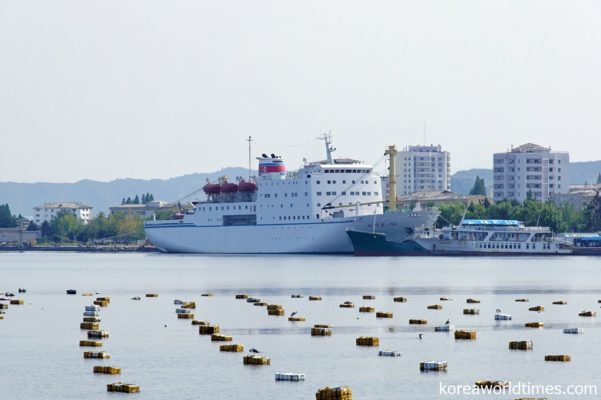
[348,219,573,256]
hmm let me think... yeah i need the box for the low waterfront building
[33,202,93,225]
[396,190,493,207]
[0,228,41,245]
[550,184,601,210]
[493,143,569,202]
[109,200,189,218]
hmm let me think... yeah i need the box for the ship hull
[144,211,437,254]
[346,230,430,256]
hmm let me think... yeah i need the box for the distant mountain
[450,161,601,195]
[0,167,250,217]
[569,160,601,185]
[2,160,600,217]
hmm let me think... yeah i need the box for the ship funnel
[257,155,286,180]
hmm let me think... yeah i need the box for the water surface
[1,253,600,399]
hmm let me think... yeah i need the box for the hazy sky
[1,0,600,183]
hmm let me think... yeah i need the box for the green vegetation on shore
[37,211,145,244]
[437,192,601,232]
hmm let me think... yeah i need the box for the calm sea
[1,253,600,399]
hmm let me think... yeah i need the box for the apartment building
[492,143,569,202]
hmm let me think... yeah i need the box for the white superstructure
[396,145,450,196]
[144,139,439,254]
[493,143,569,202]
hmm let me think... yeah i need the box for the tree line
[121,193,154,205]
[437,193,601,233]
[35,210,145,244]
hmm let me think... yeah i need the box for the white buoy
[378,350,402,357]
[435,325,455,332]
[494,313,512,321]
[420,361,447,371]
[275,373,305,381]
[83,311,99,317]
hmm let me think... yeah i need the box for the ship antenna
[247,135,252,180]
[316,132,336,164]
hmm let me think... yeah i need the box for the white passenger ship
[414,219,573,255]
[144,137,439,254]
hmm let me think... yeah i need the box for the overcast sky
[1,0,600,183]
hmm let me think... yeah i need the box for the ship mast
[247,135,252,180]
[317,132,336,164]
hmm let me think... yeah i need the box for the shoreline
[0,246,159,253]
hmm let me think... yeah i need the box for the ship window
[342,180,346,184]
[333,180,336,184]
[341,192,346,195]
[305,192,308,196]
[326,192,331,196]
[316,214,319,219]
[274,194,278,197]
[362,192,366,195]
[307,175,311,178]
[335,169,340,173]
[221,206,224,210]
[352,180,356,184]
[317,203,321,207]
[316,181,320,184]
[317,192,322,196]
[332,192,337,195]
[375,192,379,196]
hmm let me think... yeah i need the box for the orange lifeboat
[221,182,238,193]
[203,183,221,195]
[238,180,257,192]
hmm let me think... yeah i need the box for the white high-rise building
[493,143,569,202]
[33,202,93,225]
[396,145,450,196]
